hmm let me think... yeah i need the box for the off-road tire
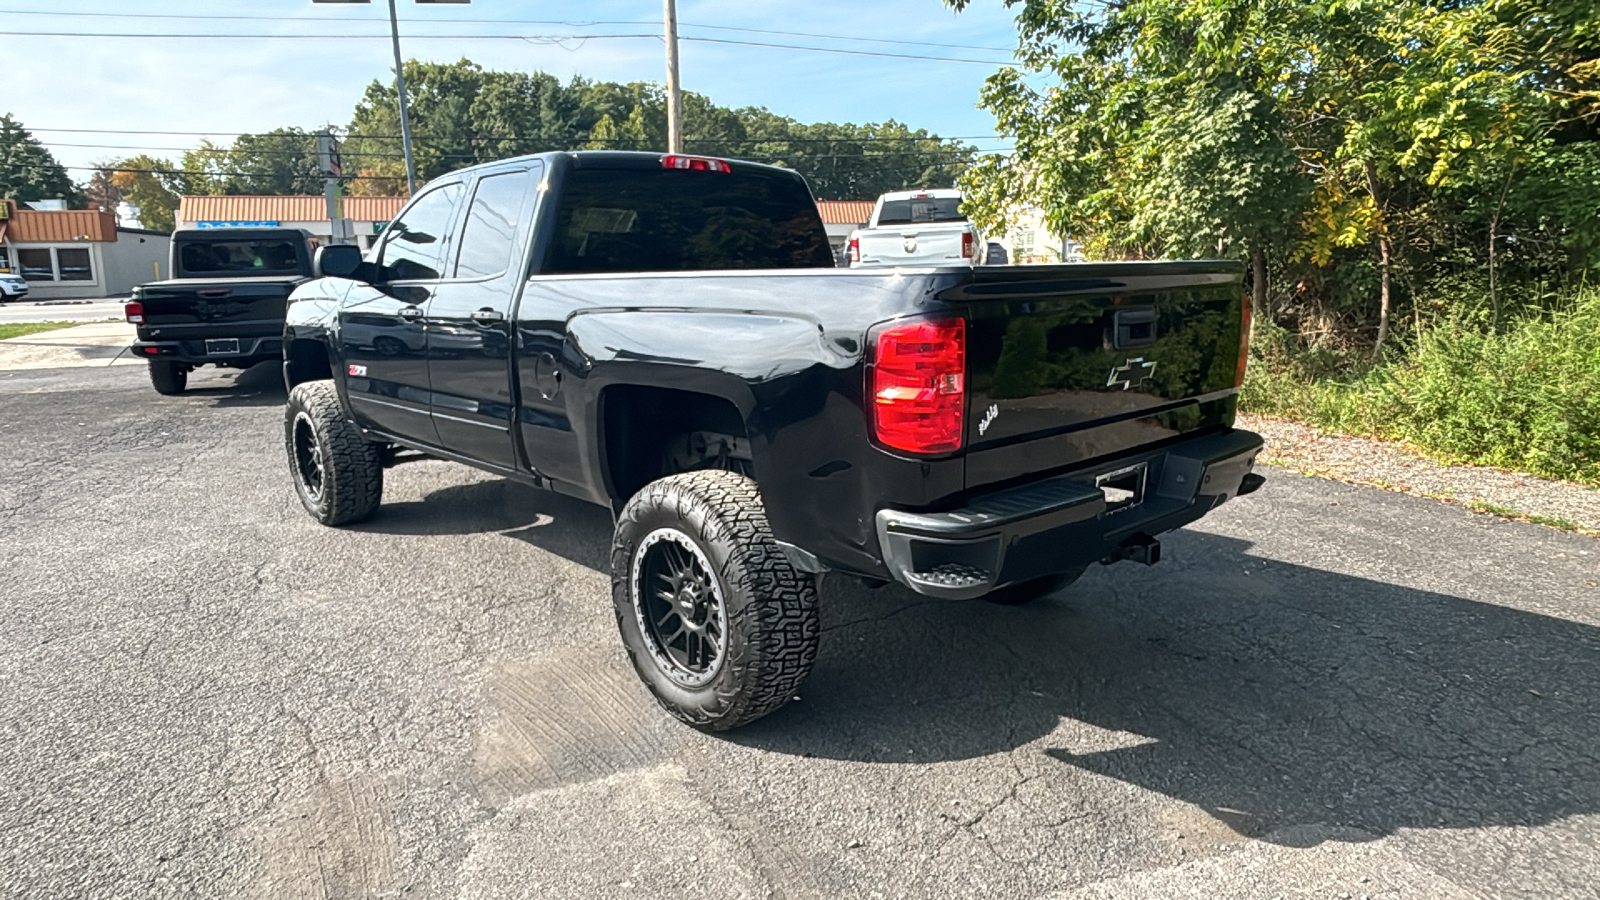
[612,470,819,731]
[984,565,1090,606]
[149,360,187,395]
[285,380,383,526]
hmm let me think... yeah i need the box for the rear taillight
[1235,296,1253,387]
[125,301,144,325]
[661,154,732,173]
[849,237,860,265]
[869,317,966,455]
[961,231,975,259]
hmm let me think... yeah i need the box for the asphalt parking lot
[2,361,1597,899]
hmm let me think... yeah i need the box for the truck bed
[506,259,1248,579]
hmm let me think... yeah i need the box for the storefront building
[178,196,880,258]
[0,202,171,300]
[175,196,407,253]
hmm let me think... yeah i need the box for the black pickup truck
[282,151,1264,730]
[126,228,314,394]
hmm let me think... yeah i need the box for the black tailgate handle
[197,289,232,299]
[1113,308,1158,350]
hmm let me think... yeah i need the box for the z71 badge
[348,364,368,377]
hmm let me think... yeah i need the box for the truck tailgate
[857,223,969,266]
[947,261,1247,490]
[137,277,302,338]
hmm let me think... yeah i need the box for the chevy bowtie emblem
[1106,357,1157,390]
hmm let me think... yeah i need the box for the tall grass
[1243,288,1600,486]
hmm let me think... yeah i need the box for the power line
[0,8,1015,53]
[0,161,408,181]
[0,29,1012,65]
[4,146,1006,181]
[629,35,1010,65]
[29,128,1008,143]
[38,139,996,158]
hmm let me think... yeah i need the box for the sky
[4,0,1026,177]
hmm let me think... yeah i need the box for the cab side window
[454,168,536,280]
[379,181,464,281]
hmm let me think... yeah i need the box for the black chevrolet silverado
[281,151,1264,730]
[126,227,315,395]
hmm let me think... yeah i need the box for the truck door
[423,163,541,470]
[340,179,465,445]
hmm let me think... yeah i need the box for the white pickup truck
[847,188,986,268]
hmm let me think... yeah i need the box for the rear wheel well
[602,385,753,506]
[285,338,332,388]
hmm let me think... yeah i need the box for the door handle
[397,306,423,320]
[470,308,505,324]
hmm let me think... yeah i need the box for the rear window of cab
[545,168,834,274]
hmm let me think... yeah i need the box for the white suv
[0,273,29,302]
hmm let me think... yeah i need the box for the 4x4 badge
[1106,357,1156,390]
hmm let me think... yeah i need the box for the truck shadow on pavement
[741,529,1600,846]
[366,477,1600,845]
[356,476,614,571]
[183,361,287,408]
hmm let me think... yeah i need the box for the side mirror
[314,244,365,280]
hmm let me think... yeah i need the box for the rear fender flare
[566,308,851,493]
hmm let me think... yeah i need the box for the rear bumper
[875,428,1264,599]
[131,336,282,365]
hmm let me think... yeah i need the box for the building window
[14,247,96,283]
[1015,229,1036,253]
[17,249,54,281]
[57,248,93,281]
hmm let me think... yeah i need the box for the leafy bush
[1243,289,1600,485]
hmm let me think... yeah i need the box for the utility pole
[388,0,419,194]
[663,0,683,153]
[313,0,470,195]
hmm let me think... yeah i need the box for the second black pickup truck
[281,151,1265,730]
[126,227,314,394]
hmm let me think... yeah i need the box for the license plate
[205,339,241,355]
[1096,463,1148,513]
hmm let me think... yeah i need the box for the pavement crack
[820,597,947,634]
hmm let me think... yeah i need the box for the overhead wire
[35,140,1005,158]
[26,128,1011,144]
[0,8,1016,53]
[0,29,1012,65]
[4,9,1015,180]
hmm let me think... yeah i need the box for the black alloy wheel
[611,470,819,731]
[283,380,383,526]
[291,412,325,503]
[632,528,728,687]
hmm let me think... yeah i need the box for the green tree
[172,140,230,196]
[342,58,977,197]
[951,0,1598,353]
[221,128,324,195]
[107,156,182,232]
[0,113,76,203]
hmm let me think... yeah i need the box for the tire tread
[149,361,187,396]
[612,470,819,731]
[286,380,383,526]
